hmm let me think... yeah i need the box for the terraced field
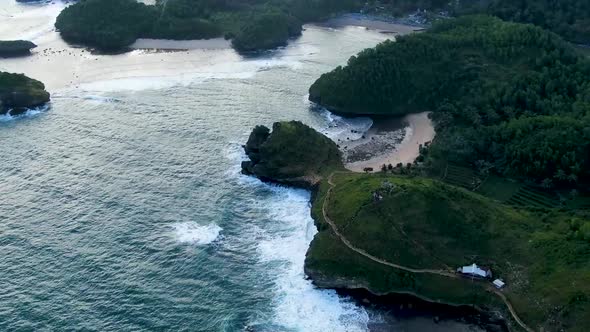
[438,164,590,211]
[441,164,480,190]
[505,185,559,209]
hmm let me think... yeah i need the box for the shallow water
[1,1,482,331]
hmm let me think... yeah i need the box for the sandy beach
[345,112,435,172]
[130,38,231,50]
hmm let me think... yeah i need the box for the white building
[457,263,492,278]
[493,279,506,289]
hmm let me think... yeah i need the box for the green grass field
[307,172,590,332]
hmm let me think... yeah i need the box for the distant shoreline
[129,14,424,51]
[317,13,426,35]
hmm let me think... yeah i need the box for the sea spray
[252,182,370,331]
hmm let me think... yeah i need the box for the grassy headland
[306,172,590,331]
[0,72,50,115]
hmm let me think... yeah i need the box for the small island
[0,72,50,116]
[0,40,37,57]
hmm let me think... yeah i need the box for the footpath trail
[321,172,535,332]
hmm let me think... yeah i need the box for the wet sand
[130,38,231,50]
[345,112,435,172]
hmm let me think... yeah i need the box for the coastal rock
[242,121,343,188]
[0,72,50,115]
[0,40,37,58]
[232,13,302,53]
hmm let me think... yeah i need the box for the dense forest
[487,0,590,45]
[54,0,590,52]
[54,0,361,51]
[309,15,590,188]
[366,0,590,45]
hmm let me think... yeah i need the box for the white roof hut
[493,279,506,289]
[457,263,491,278]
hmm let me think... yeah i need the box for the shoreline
[344,112,435,172]
[129,38,231,50]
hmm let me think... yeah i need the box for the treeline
[309,15,590,187]
[487,0,590,45]
[55,0,362,51]
[367,0,590,45]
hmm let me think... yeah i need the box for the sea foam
[257,184,370,332]
[0,105,49,122]
[224,143,370,331]
[319,107,373,142]
[173,222,222,245]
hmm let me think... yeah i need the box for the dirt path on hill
[321,172,535,332]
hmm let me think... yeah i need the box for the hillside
[306,172,590,331]
[309,15,590,187]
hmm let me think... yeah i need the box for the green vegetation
[487,0,590,45]
[306,172,590,331]
[0,72,50,115]
[54,0,362,52]
[55,0,156,50]
[0,40,37,57]
[232,13,301,52]
[309,16,590,187]
[367,0,590,45]
[241,121,343,187]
